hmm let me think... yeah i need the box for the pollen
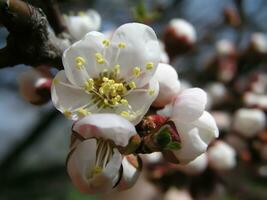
[84,79,94,92]
[63,109,72,118]
[77,108,90,117]
[90,166,103,177]
[118,42,126,48]
[120,99,128,105]
[102,39,110,47]
[95,53,105,64]
[75,56,86,70]
[120,111,130,117]
[148,88,155,96]
[128,81,136,89]
[133,67,141,77]
[114,64,120,74]
[146,62,154,70]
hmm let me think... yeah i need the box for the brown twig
[0,0,67,69]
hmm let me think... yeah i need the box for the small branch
[0,0,66,69]
[41,0,69,35]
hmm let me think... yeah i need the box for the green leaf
[165,142,181,150]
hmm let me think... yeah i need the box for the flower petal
[172,121,208,163]
[153,63,180,107]
[109,23,160,87]
[67,139,97,194]
[192,111,219,142]
[171,88,207,123]
[73,114,136,146]
[114,76,159,125]
[51,70,91,119]
[63,31,107,86]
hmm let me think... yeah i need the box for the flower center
[84,68,136,109]
[87,139,114,180]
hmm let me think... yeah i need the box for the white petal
[233,108,266,138]
[115,76,159,125]
[109,23,160,87]
[117,155,141,191]
[157,103,173,118]
[63,31,107,86]
[178,153,208,175]
[66,9,101,41]
[91,148,122,193]
[171,88,207,123]
[67,139,97,194]
[192,111,219,142]
[172,121,208,163]
[208,141,236,170]
[73,114,136,146]
[153,63,180,107]
[51,71,90,116]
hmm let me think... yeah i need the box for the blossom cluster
[47,23,219,194]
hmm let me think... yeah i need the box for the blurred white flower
[168,19,196,44]
[208,141,236,170]
[65,10,101,41]
[67,114,137,194]
[52,23,160,125]
[164,187,193,200]
[165,88,219,163]
[178,153,208,175]
[19,68,52,105]
[216,39,236,57]
[143,152,163,164]
[210,111,232,132]
[251,33,267,53]
[233,108,266,138]
[153,63,180,107]
[244,92,267,110]
[205,82,227,108]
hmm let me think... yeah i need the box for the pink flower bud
[18,68,52,105]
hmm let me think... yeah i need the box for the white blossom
[153,63,180,107]
[233,108,266,138]
[64,9,101,41]
[168,19,196,44]
[208,141,236,170]
[67,114,136,194]
[177,153,208,175]
[251,32,267,53]
[168,88,219,163]
[51,23,160,125]
[216,39,235,57]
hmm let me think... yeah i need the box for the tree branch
[0,0,67,69]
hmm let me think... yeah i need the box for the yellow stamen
[75,56,86,70]
[146,62,154,70]
[133,67,141,77]
[120,99,128,105]
[90,166,103,177]
[128,81,136,89]
[84,79,94,92]
[63,110,72,118]
[118,42,126,48]
[102,39,110,47]
[120,111,129,117]
[114,64,120,74]
[148,89,155,96]
[77,108,90,117]
[95,53,105,64]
